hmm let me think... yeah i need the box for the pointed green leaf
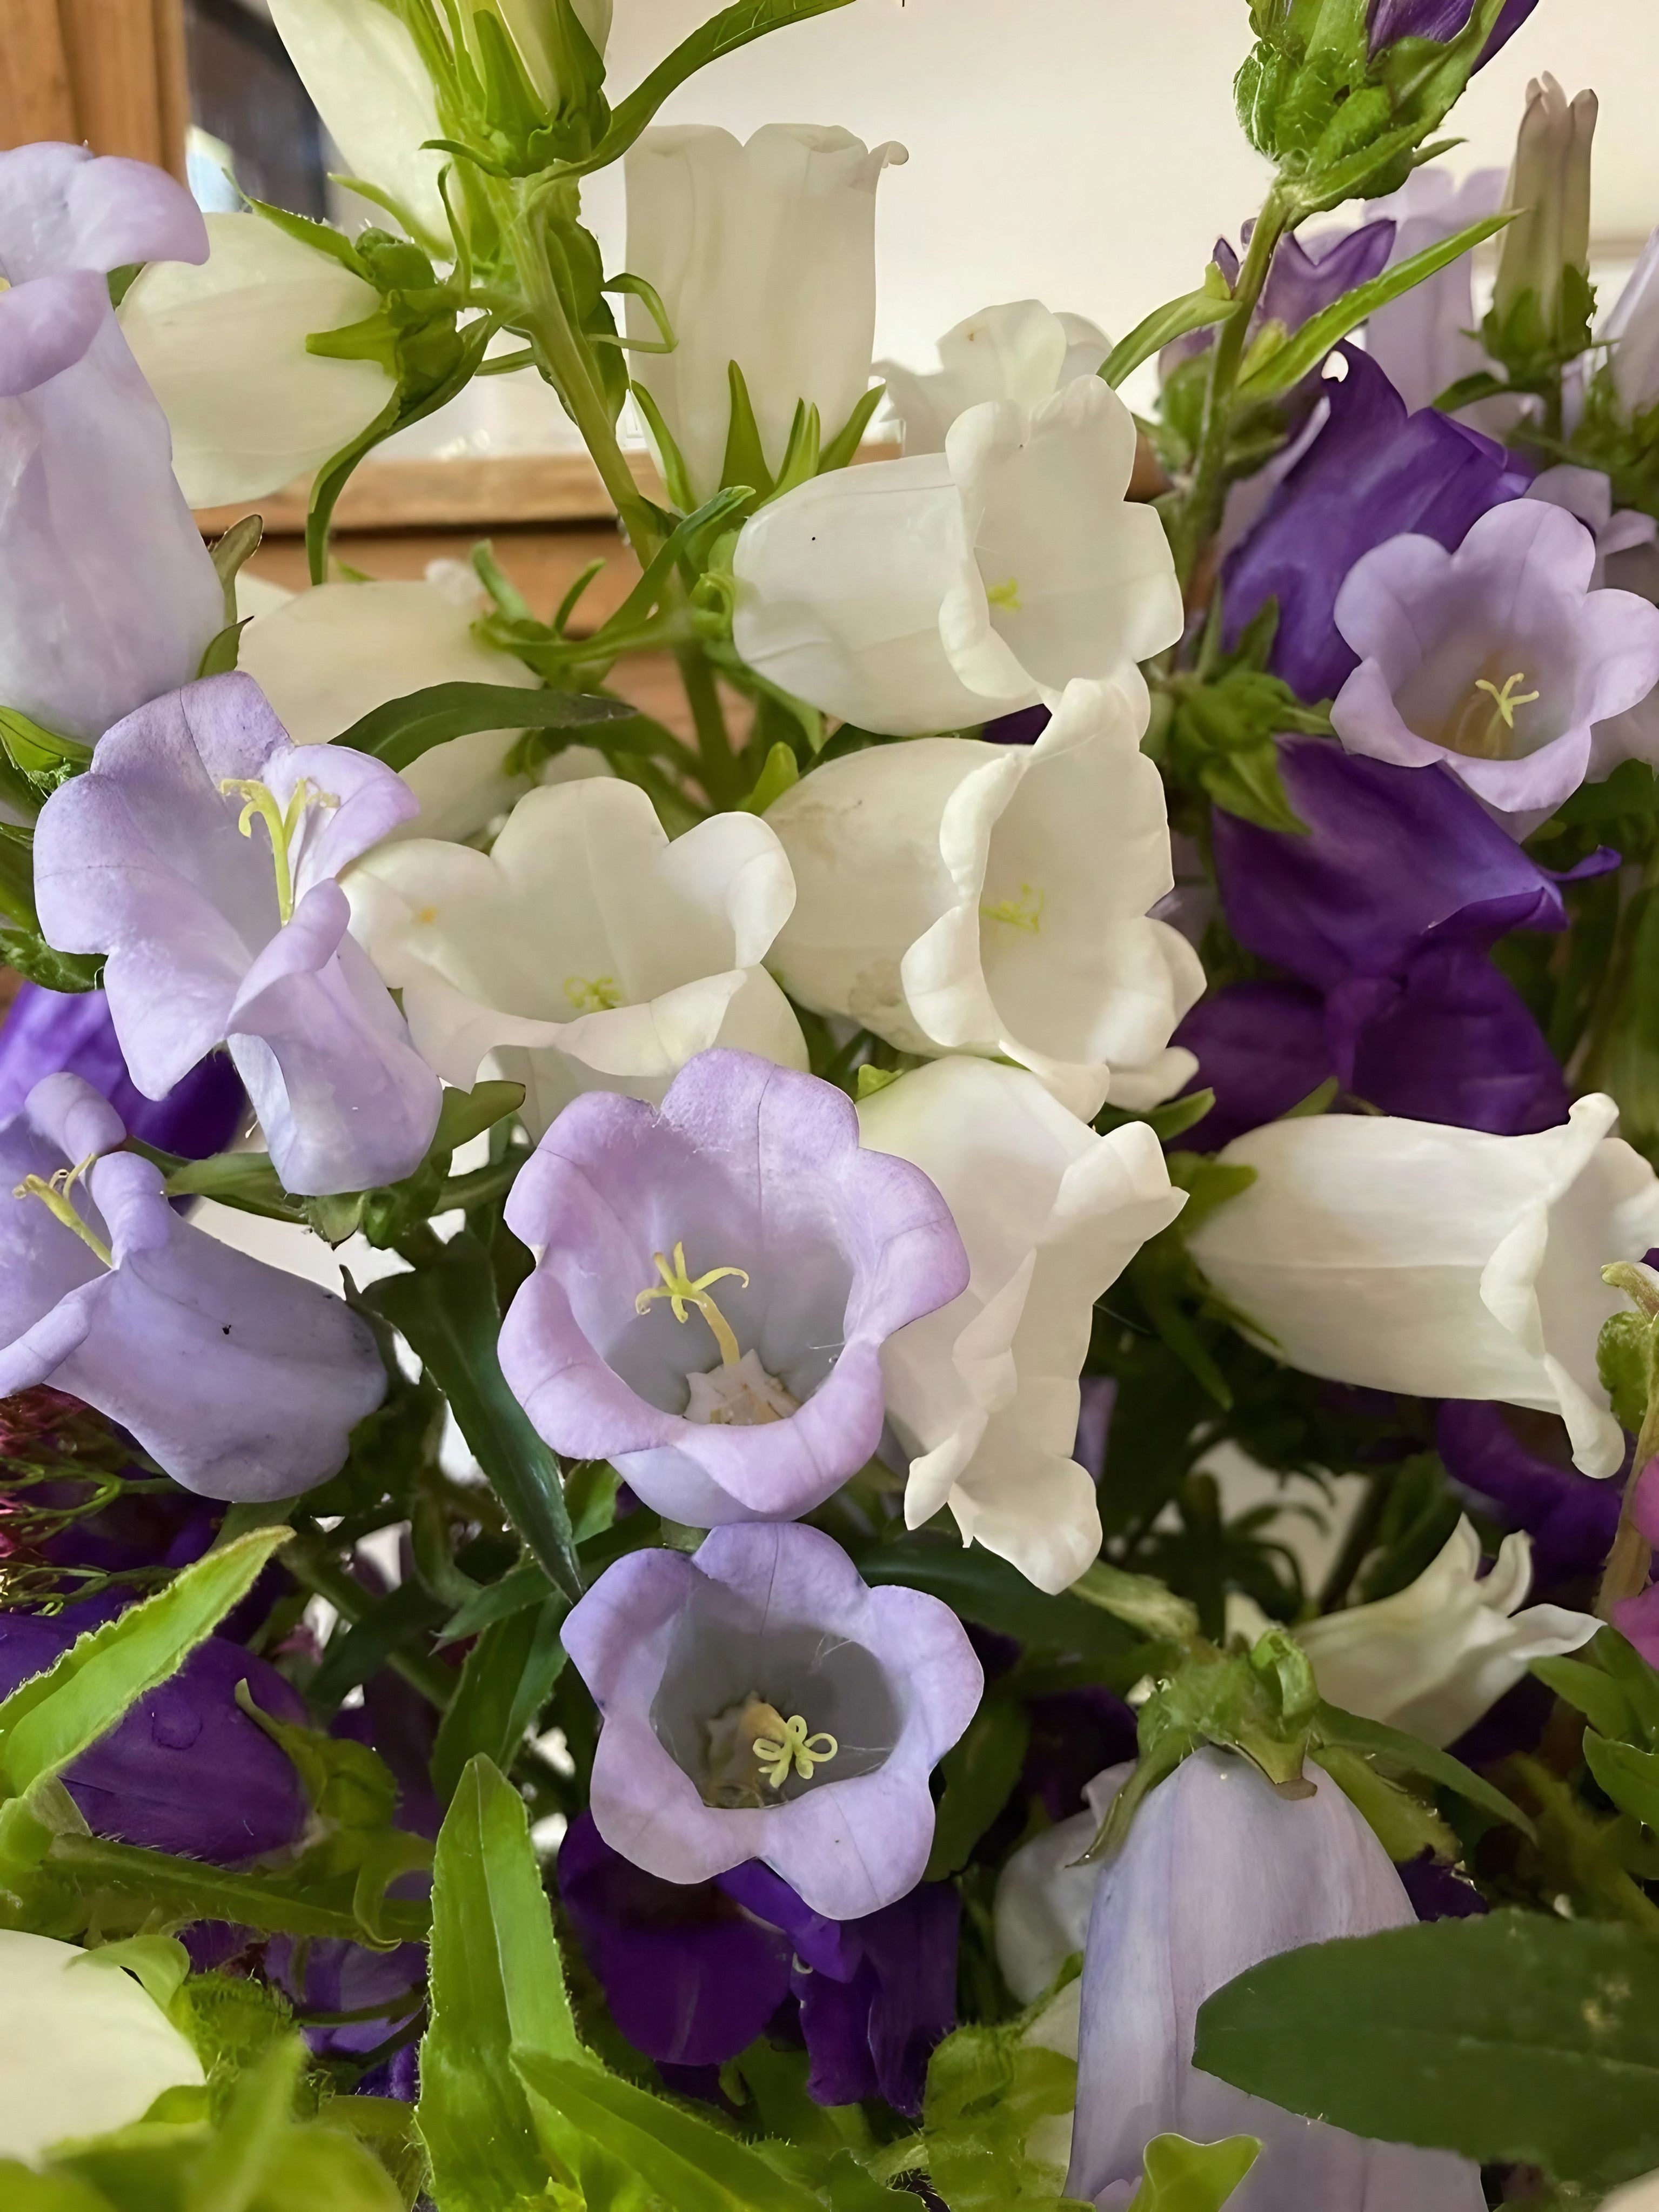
[925,1700,1030,1878]
[1127,2134,1260,2211]
[369,1232,583,1603]
[418,1757,582,2212]
[1584,1732,1659,1830]
[430,1079,525,1155]
[744,740,800,814]
[431,1597,568,1801]
[1194,1911,1659,2190]
[336,682,634,770]
[1312,1700,1535,1840]
[1103,265,1236,388]
[1532,1653,1635,1744]
[0,1529,291,1797]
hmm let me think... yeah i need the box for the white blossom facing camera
[763,679,1203,1121]
[878,298,1111,455]
[118,212,396,508]
[1187,1096,1659,1478]
[732,375,1182,737]
[346,776,807,1136]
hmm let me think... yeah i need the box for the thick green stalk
[675,642,743,806]
[1171,183,1294,594]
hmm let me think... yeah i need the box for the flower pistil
[218,776,340,924]
[11,1158,112,1267]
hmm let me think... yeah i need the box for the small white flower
[1187,1095,1659,1477]
[265,0,451,243]
[859,1059,1185,1594]
[732,376,1182,738]
[625,124,906,504]
[1602,224,1659,417]
[346,777,806,1135]
[119,212,395,507]
[237,577,545,844]
[765,679,1203,1120]
[0,1933,203,2166]
[1297,1519,1598,1748]
[877,298,1111,455]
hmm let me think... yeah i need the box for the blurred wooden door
[0,0,189,178]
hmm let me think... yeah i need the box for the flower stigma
[701,1693,839,1806]
[12,1157,113,1268]
[218,776,341,924]
[564,974,624,1014]
[986,577,1022,612]
[636,1240,750,1368]
[981,883,1045,933]
[1446,670,1542,760]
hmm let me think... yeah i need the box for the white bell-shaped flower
[732,377,1182,738]
[764,679,1203,1120]
[1296,1518,1598,1748]
[1188,1095,1659,1478]
[859,1059,1185,1594]
[346,777,807,1135]
[265,0,451,243]
[238,575,546,844]
[0,1933,203,2166]
[625,124,906,504]
[877,298,1110,455]
[119,212,395,507]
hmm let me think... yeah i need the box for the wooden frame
[1,0,190,176]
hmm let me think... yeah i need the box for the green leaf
[1596,1629,1659,1748]
[431,1597,568,1801]
[856,1541,1137,1671]
[1193,1910,1659,2190]
[436,1559,553,1647]
[743,739,800,815]
[336,681,634,770]
[1197,740,1308,835]
[430,1078,525,1155]
[246,196,367,276]
[926,1702,1031,1878]
[0,929,103,994]
[196,619,251,679]
[70,1935,191,2015]
[184,2033,305,2212]
[418,1757,583,2211]
[514,2054,824,2212]
[1533,1653,1636,1744]
[819,383,887,474]
[1103,264,1236,388]
[146,1143,302,1223]
[922,2012,1084,2210]
[0,2164,113,2209]
[0,1528,291,1798]
[1585,1732,1659,1830]
[1070,1561,1201,1647]
[0,706,93,777]
[1312,1701,1535,1840]
[369,1232,583,1604]
[580,0,857,175]
[1126,2134,1260,2212]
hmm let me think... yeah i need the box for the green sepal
[1310,1699,1536,1840]
[207,514,264,625]
[1126,2133,1261,2212]
[744,739,800,814]
[196,618,251,678]
[1104,263,1236,389]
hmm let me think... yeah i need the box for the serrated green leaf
[926,1701,1030,1878]
[418,1757,584,2212]
[1193,1910,1659,2190]
[1126,2133,1260,2212]
[1234,210,1513,404]
[336,682,633,770]
[0,1529,291,1798]
[369,1232,582,1604]
[514,2054,824,2212]
[431,1597,567,1802]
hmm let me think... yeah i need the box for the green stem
[46,1832,431,1945]
[1317,1469,1393,1613]
[676,642,743,806]
[1172,183,1293,595]
[1598,1385,1659,1621]
[286,1524,456,1712]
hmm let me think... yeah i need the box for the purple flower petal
[500,1050,968,1526]
[1222,347,1525,705]
[1436,1402,1622,1589]
[0,144,206,281]
[1175,981,1334,1152]
[1367,0,1537,61]
[563,1522,982,1921]
[0,983,243,1161]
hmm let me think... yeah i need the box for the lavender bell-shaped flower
[0,982,243,1161]
[32,672,442,1197]
[1331,501,1659,823]
[562,1520,984,1921]
[1067,1750,1486,2211]
[498,1049,968,1527]
[0,144,223,740]
[0,1071,386,1498]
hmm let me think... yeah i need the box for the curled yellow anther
[218,776,340,925]
[981,883,1045,934]
[751,1713,839,1791]
[635,1241,750,1368]
[12,1156,112,1267]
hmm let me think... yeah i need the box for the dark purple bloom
[1175,983,1333,1152]
[559,1812,958,2114]
[0,1606,309,1860]
[0,982,243,1161]
[1436,1401,1622,1590]
[264,1934,427,2060]
[1397,1853,1489,1920]
[1222,346,1525,705]
[1165,222,1396,379]
[1367,0,1538,63]
[1022,1684,1139,1827]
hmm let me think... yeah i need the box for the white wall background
[584,0,1659,376]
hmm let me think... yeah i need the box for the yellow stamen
[635,1240,750,1368]
[218,776,340,925]
[1447,671,1542,760]
[981,883,1045,934]
[751,1712,839,1791]
[12,1157,112,1268]
[563,974,623,1014]
[985,577,1022,612]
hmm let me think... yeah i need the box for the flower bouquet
[4,0,1659,2204]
